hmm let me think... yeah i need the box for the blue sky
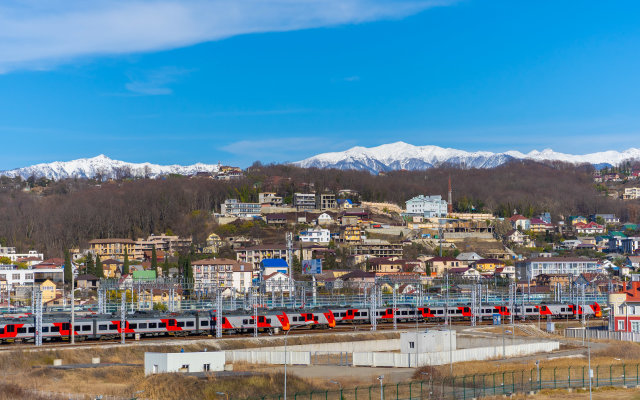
[1,0,640,169]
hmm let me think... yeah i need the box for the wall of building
[225,351,311,365]
[144,352,225,375]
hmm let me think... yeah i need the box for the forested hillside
[0,160,636,257]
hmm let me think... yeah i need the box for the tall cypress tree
[95,254,104,278]
[86,254,94,276]
[151,245,158,272]
[63,250,72,284]
[122,247,130,276]
[162,256,169,277]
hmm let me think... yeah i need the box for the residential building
[0,265,62,287]
[472,259,505,273]
[265,213,289,225]
[506,230,533,247]
[299,227,331,243]
[574,222,606,235]
[39,279,57,303]
[529,218,554,233]
[220,199,261,217]
[367,258,404,274]
[534,274,571,288]
[509,215,530,231]
[316,193,337,210]
[76,274,99,290]
[349,239,403,258]
[537,212,552,224]
[192,258,252,293]
[0,249,44,263]
[515,257,600,281]
[568,216,588,225]
[448,267,481,280]
[425,257,463,277]
[405,195,448,218]
[101,258,123,278]
[625,256,640,270]
[263,272,293,293]
[456,252,482,262]
[260,259,290,277]
[89,239,136,260]
[337,199,354,209]
[340,225,365,243]
[623,187,640,200]
[294,193,316,211]
[203,233,223,254]
[621,238,640,254]
[609,278,640,333]
[259,192,283,206]
[589,214,620,224]
[316,213,334,226]
[235,245,289,272]
[136,234,192,256]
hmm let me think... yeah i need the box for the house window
[633,321,640,333]
[409,341,415,349]
[619,320,626,331]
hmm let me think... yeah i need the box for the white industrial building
[144,351,225,375]
[515,257,601,281]
[405,195,448,218]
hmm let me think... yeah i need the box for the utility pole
[70,269,75,344]
[216,289,223,338]
[34,289,42,346]
[120,291,126,345]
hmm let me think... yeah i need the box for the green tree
[122,247,130,276]
[95,254,104,278]
[0,256,12,265]
[153,302,168,312]
[162,256,169,277]
[86,254,94,276]
[151,245,158,271]
[64,249,72,284]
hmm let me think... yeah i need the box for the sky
[1,0,640,169]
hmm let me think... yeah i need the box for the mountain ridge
[294,142,640,173]
[0,155,220,180]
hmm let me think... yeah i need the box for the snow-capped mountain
[0,155,220,180]
[294,142,640,173]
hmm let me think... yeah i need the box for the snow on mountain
[294,142,640,173]
[0,155,221,180]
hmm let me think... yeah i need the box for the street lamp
[284,322,313,400]
[377,375,384,400]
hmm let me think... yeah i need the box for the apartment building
[316,193,337,210]
[235,245,289,272]
[293,193,316,211]
[135,234,192,256]
[349,239,403,258]
[89,239,136,260]
[220,199,262,217]
[191,258,252,293]
[259,192,283,206]
[0,249,44,263]
[299,227,331,243]
[515,257,600,281]
[624,187,640,200]
[405,195,448,218]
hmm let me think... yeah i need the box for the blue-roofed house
[260,258,289,277]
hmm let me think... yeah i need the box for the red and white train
[0,302,601,343]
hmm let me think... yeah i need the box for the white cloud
[124,66,192,95]
[0,0,454,73]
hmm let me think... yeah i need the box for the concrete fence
[353,341,560,368]
[256,339,401,353]
[565,328,640,342]
[225,351,311,365]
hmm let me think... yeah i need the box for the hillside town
[2,181,639,317]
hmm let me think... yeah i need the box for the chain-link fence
[258,363,640,400]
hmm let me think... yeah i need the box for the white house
[316,213,334,225]
[144,351,225,375]
[263,271,293,293]
[456,252,482,262]
[299,227,331,243]
[192,258,252,294]
[405,195,448,218]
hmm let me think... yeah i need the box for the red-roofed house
[610,279,640,332]
[574,222,606,235]
[509,215,530,231]
[529,218,554,233]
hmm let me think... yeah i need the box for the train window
[51,326,60,332]
[526,308,533,313]
[402,311,408,315]
[149,323,157,329]
[341,313,346,317]
[99,325,107,330]
[5,325,14,333]
[201,321,208,326]
[109,324,117,330]
[437,310,443,315]
[82,325,91,331]
[17,327,27,334]
[456,310,461,314]
[362,312,368,316]
[177,321,185,327]
[258,317,265,323]
[243,319,248,324]
[62,323,70,331]
[139,323,148,329]
[292,316,297,322]
[28,327,35,333]
[159,322,166,328]
[42,327,49,333]
[267,319,272,324]
[129,323,138,329]
[186,321,194,327]
[313,317,318,322]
